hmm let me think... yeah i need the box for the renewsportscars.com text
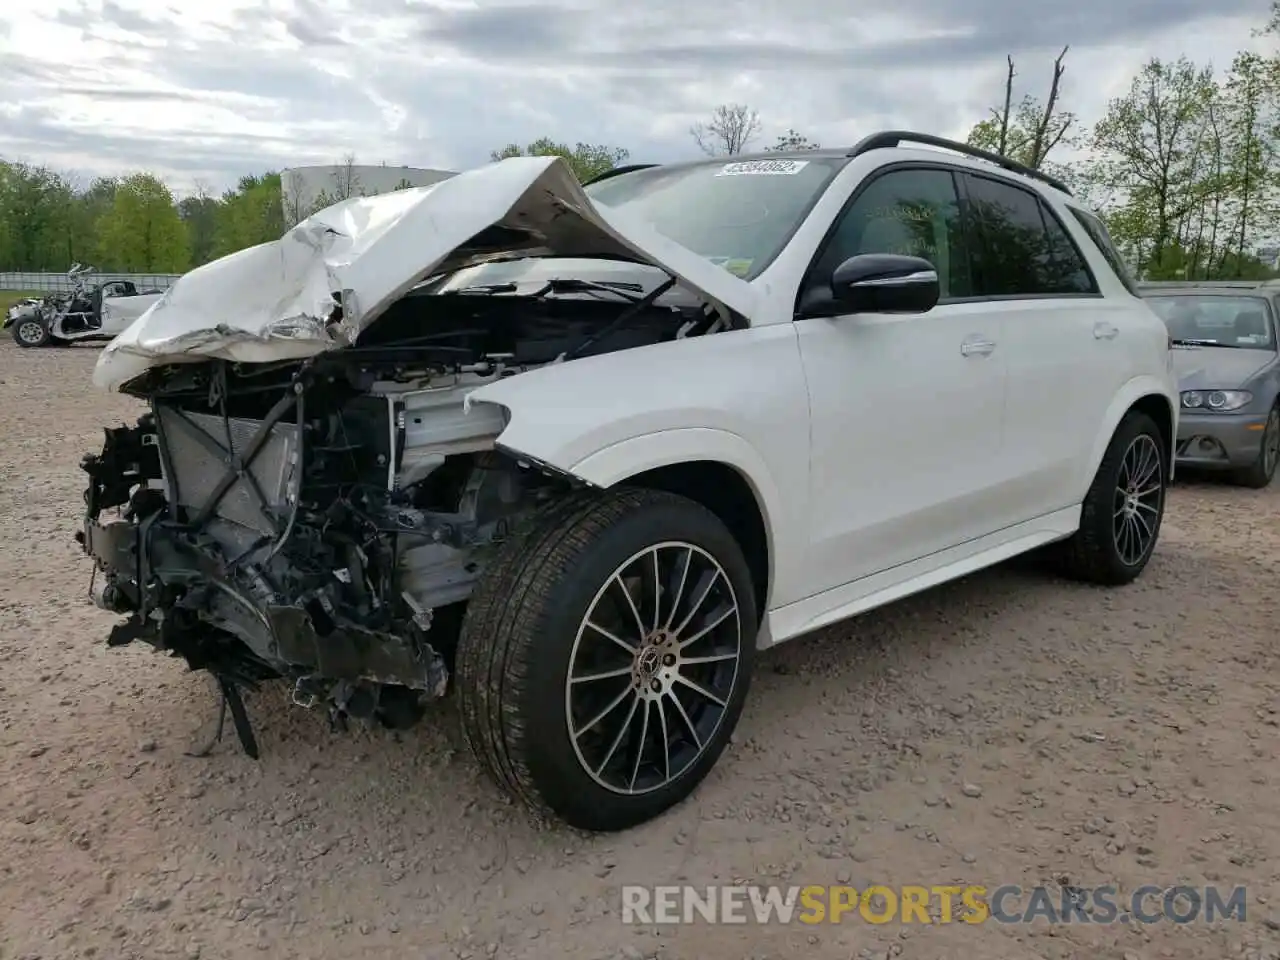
[621,884,1248,925]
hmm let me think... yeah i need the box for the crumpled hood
[1171,345,1276,390]
[93,155,758,391]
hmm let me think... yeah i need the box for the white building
[281,164,457,221]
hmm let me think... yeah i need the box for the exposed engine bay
[79,271,732,747]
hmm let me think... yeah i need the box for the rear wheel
[456,488,756,831]
[1054,410,1167,585]
[12,317,49,348]
[1231,403,1280,489]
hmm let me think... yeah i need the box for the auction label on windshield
[716,159,810,176]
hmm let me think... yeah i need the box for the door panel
[959,171,1114,522]
[994,299,1130,519]
[794,166,1008,597]
[798,304,1008,596]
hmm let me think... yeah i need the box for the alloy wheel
[565,541,743,796]
[1112,433,1163,566]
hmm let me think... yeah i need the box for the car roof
[585,147,1077,204]
[583,130,1075,199]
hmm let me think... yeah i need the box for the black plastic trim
[848,130,1072,196]
[580,164,660,187]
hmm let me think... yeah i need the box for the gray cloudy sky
[0,0,1272,193]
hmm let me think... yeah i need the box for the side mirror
[829,253,940,315]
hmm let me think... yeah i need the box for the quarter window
[808,168,972,299]
[1070,206,1141,296]
[963,174,1096,297]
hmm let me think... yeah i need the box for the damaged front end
[79,350,573,748]
[76,155,755,755]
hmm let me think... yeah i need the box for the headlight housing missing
[1181,389,1252,411]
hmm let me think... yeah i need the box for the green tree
[490,138,629,182]
[212,173,284,258]
[178,182,221,266]
[767,129,820,151]
[1222,52,1277,272]
[68,176,118,269]
[0,161,76,270]
[96,173,189,271]
[1088,57,1217,275]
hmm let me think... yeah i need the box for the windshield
[1146,295,1277,350]
[583,157,847,280]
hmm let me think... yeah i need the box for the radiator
[155,405,301,538]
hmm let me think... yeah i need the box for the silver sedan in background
[1141,280,1280,488]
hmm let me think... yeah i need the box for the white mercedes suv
[79,131,1177,831]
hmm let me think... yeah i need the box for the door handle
[960,335,996,357]
[1093,321,1119,340]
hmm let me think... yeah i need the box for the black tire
[1054,409,1167,586]
[455,487,757,831]
[1231,403,1280,489]
[11,317,49,348]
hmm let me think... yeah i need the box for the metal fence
[0,272,182,294]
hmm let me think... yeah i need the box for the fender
[568,426,791,604]
[465,325,813,609]
[1081,374,1178,495]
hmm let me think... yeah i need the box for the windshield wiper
[455,278,645,303]
[456,282,518,295]
[1171,337,1241,348]
[532,278,645,303]
[564,276,679,360]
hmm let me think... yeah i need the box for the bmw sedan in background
[1141,281,1280,488]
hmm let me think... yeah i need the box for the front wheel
[455,488,756,831]
[1054,410,1167,585]
[12,317,50,348]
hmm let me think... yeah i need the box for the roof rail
[847,131,1073,196]
[580,163,659,187]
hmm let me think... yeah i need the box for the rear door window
[962,173,1097,297]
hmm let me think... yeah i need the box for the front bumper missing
[78,371,448,751]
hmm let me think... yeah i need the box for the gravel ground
[2,340,1279,960]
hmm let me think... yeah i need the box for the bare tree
[307,154,365,215]
[690,104,762,156]
[329,152,361,201]
[967,46,1075,170]
[1027,46,1071,169]
[282,171,310,225]
[997,55,1015,155]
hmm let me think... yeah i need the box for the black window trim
[795,160,1102,319]
[955,169,1101,302]
[794,160,973,317]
